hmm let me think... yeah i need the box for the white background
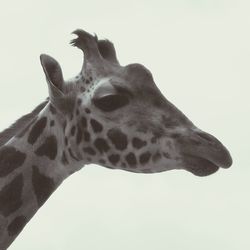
[0,0,249,249]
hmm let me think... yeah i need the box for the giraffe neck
[0,103,86,250]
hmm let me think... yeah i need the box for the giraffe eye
[93,94,129,112]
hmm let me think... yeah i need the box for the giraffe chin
[184,156,220,177]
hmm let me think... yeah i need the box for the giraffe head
[40,29,232,176]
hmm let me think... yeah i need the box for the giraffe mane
[0,99,49,147]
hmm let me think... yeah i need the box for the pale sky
[0,1,249,249]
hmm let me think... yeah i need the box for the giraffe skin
[0,29,232,249]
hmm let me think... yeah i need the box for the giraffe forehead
[70,64,158,98]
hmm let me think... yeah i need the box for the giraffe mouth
[177,129,232,176]
[183,155,221,176]
[183,141,233,176]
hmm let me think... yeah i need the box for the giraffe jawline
[183,155,220,177]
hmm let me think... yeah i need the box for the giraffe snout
[177,129,233,176]
[195,130,232,168]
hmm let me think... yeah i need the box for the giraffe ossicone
[0,29,232,249]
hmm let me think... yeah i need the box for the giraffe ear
[40,54,74,114]
[40,54,65,98]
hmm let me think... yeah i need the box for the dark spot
[125,153,137,167]
[71,126,76,136]
[85,108,91,114]
[81,117,87,128]
[152,152,161,162]
[151,137,157,144]
[89,76,93,81]
[35,136,57,160]
[28,117,47,145]
[90,119,103,133]
[77,99,82,106]
[83,131,91,142]
[49,104,57,114]
[50,120,55,127]
[189,137,202,146]
[139,152,151,165]
[155,127,165,136]
[132,137,147,149]
[83,147,96,156]
[163,152,170,159]
[76,109,80,116]
[76,125,83,144]
[94,138,110,153]
[108,154,120,165]
[0,174,23,216]
[107,128,128,150]
[32,165,55,207]
[64,137,68,146]
[171,133,181,139]
[80,86,85,92]
[63,121,67,132]
[68,148,79,161]
[85,79,90,84]
[61,151,69,165]
[0,147,26,177]
[8,216,27,236]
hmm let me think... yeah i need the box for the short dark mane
[0,99,49,147]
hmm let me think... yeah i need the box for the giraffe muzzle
[179,129,232,176]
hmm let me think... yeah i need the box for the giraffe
[0,29,232,249]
